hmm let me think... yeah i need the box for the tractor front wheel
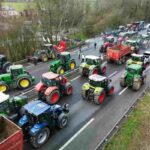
[57,66,65,75]
[17,78,31,89]
[46,90,60,104]
[57,113,68,129]
[101,66,106,74]
[41,54,48,62]
[30,127,50,148]
[65,84,73,95]
[69,61,76,70]
[0,83,9,93]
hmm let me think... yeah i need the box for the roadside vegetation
[104,89,150,150]
[1,0,150,61]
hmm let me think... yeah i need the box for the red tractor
[35,72,72,104]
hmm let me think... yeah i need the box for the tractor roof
[127,64,142,70]
[144,51,150,55]
[61,52,70,56]
[0,92,9,103]
[85,55,99,60]
[42,72,59,80]
[24,100,50,116]
[142,34,149,38]
[9,65,23,70]
[0,55,6,59]
[132,53,143,58]
[89,74,106,82]
[126,39,136,43]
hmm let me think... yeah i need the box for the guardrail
[95,85,150,150]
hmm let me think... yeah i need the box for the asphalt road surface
[9,33,150,150]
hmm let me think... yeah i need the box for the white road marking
[70,75,81,82]
[59,118,95,150]
[65,68,79,76]
[108,71,118,78]
[118,87,128,95]
[20,88,35,96]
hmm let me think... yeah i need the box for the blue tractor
[18,100,69,148]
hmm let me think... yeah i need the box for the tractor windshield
[132,56,142,61]
[89,79,100,87]
[42,78,57,87]
[86,58,97,65]
[127,68,137,74]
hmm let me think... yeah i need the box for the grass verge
[104,89,150,150]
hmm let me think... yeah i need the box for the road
[10,33,150,150]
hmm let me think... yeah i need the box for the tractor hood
[127,59,142,66]
[0,73,11,80]
[80,62,95,70]
[82,83,103,94]
[50,59,60,66]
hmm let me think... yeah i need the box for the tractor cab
[0,55,7,67]
[10,65,24,79]
[125,40,139,51]
[42,43,53,50]
[126,64,143,76]
[85,55,100,65]
[105,36,115,43]
[59,52,71,63]
[89,74,108,88]
[131,54,144,62]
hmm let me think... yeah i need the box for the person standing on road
[94,42,97,49]
[78,45,82,59]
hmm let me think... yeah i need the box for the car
[82,74,114,104]
[120,64,146,91]
[0,65,35,92]
[27,43,57,63]
[126,53,149,69]
[49,52,76,75]
[0,55,11,74]
[0,92,27,121]
[18,100,69,148]
[35,72,72,104]
[79,55,107,76]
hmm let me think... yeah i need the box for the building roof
[42,72,59,80]
[89,74,106,82]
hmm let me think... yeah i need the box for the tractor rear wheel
[41,54,48,62]
[57,113,68,129]
[57,66,65,75]
[132,79,141,91]
[30,127,50,148]
[17,78,31,89]
[65,84,73,95]
[94,91,105,105]
[120,77,126,87]
[0,83,9,93]
[69,61,76,70]
[46,90,60,104]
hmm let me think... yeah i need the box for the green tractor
[82,74,114,105]
[79,55,107,77]
[120,64,146,91]
[49,52,76,75]
[0,55,11,74]
[126,53,149,69]
[0,92,27,121]
[27,44,57,63]
[0,65,35,93]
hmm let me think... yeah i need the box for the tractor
[49,52,76,75]
[18,100,69,148]
[79,55,107,77]
[82,74,114,105]
[0,55,11,74]
[124,39,140,54]
[100,36,116,53]
[35,72,72,104]
[27,43,57,63]
[0,92,27,121]
[120,64,146,91]
[0,65,35,93]
[127,53,149,69]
